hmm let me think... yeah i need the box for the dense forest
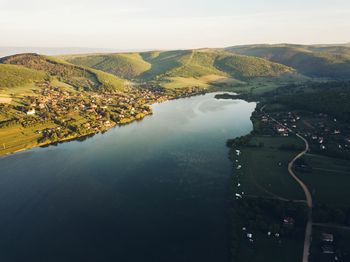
[278,90,350,121]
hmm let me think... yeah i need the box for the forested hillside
[226,44,350,79]
[64,49,294,80]
[0,64,47,88]
[62,49,296,90]
[0,54,125,92]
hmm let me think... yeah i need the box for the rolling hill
[0,53,126,92]
[62,49,296,89]
[226,44,350,79]
[2,44,349,93]
[63,53,151,79]
[5,44,349,93]
[0,64,47,88]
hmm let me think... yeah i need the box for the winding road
[288,133,313,262]
[261,106,313,262]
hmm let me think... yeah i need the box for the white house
[26,109,36,115]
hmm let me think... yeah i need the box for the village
[261,109,350,160]
[228,103,350,261]
[0,81,207,150]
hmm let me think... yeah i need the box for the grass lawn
[224,81,280,96]
[237,231,304,262]
[250,82,280,95]
[50,79,78,93]
[0,79,78,106]
[159,75,250,91]
[300,154,350,207]
[0,96,12,104]
[0,122,57,156]
[233,135,305,200]
[311,226,350,261]
[160,77,210,89]
[0,82,41,98]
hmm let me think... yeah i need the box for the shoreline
[227,103,311,262]
[0,90,217,158]
[0,107,153,158]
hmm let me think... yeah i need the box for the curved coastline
[0,91,256,262]
[0,91,236,158]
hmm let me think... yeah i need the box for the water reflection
[0,93,255,262]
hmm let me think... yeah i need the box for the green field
[1,54,126,92]
[63,53,151,79]
[226,44,350,79]
[160,77,211,89]
[237,231,304,262]
[311,226,350,261]
[61,49,298,92]
[0,64,47,88]
[301,154,350,207]
[232,135,305,200]
[0,122,57,155]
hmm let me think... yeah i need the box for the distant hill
[4,44,349,93]
[225,44,350,79]
[0,47,143,58]
[62,49,296,89]
[215,53,291,79]
[279,87,350,121]
[0,53,126,92]
[63,53,152,79]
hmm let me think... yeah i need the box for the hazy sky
[1,0,350,50]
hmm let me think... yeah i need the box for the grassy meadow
[226,44,350,79]
[232,135,305,200]
[62,49,299,93]
[301,154,350,207]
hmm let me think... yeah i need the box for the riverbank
[0,92,256,262]
[0,109,154,157]
[227,105,308,262]
[0,86,210,157]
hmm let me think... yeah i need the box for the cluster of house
[234,149,244,200]
[261,112,300,137]
[320,233,336,256]
[302,113,350,153]
[273,112,300,137]
[241,216,295,245]
[262,110,350,155]
[22,82,169,128]
[275,124,290,137]
[11,80,209,143]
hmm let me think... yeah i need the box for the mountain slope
[63,49,295,83]
[215,54,292,79]
[0,53,126,92]
[226,44,350,79]
[63,53,151,79]
[160,50,226,78]
[0,64,47,88]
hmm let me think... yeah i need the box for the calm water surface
[0,93,255,262]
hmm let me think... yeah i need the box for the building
[322,233,334,242]
[26,108,36,115]
[321,245,334,254]
[283,217,295,226]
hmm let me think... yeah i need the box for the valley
[0,47,306,156]
[225,79,350,261]
[1,43,350,262]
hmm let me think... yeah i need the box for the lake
[0,93,255,262]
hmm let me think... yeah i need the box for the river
[0,93,255,262]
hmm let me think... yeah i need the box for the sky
[1,0,350,50]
